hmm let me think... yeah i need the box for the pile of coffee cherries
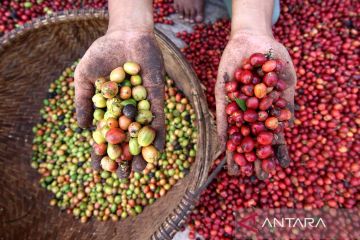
[225,53,292,177]
[92,62,159,179]
[186,0,359,238]
[0,0,174,36]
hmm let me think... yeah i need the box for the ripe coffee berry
[225,52,292,178]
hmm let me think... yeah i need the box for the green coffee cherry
[123,62,141,75]
[92,93,106,108]
[136,110,153,124]
[138,100,150,110]
[130,75,142,86]
[110,67,126,83]
[93,130,106,144]
[93,109,105,121]
[132,86,147,101]
[129,138,141,155]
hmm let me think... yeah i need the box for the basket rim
[0,9,110,51]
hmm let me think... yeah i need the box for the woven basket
[0,10,222,240]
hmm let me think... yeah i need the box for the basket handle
[151,158,226,240]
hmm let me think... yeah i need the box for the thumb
[273,131,291,168]
[74,64,95,128]
[277,54,296,126]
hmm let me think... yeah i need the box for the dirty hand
[215,32,297,179]
[74,30,166,151]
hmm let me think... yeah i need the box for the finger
[226,151,240,176]
[131,37,166,151]
[277,51,297,124]
[174,3,179,13]
[272,126,291,168]
[194,0,204,23]
[275,144,291,168]
[254,159,269,180]
[74,64,95,128]
[146,85,165,151]
[184,7,191,22]
[189,8,196,23]
[215,73,228,153]
[215,76,231,172]
[216,51,243,175]
[273,127,286,145]
[287,102,295,127]
[178,5,184,19]
[91,150,102,171]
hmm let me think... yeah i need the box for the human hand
[215,32,296,179]
[74,29,166,152]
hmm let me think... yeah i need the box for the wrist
[231,0,274,37]
[108,0,154,34]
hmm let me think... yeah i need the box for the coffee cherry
[251,122,266,135]
[234,153,246,166]
[278,109,292,121]
[231,111,244,124]
[265,117,279,130]
[257,132,274,145]
[259,96,274,110]
[263,72,279,87]
[226,140,237,152]
[262,158,276,173]
[262,60,277,72]
[275,98,287,108]
[241,136,255,153]
[244,152,257,162]
[234,68,243,82]
[93,143,107,156]
[246,97,259,109]
[249,53,267,67]
[229,132,242,145]
[268,91,281,101]
[225,102,239,115]
[238,70,253,84]
[105,128,126,144]
[275,79,287,91]
[227,125,239,135]
[254,83,267,98]
[225,81,238,92]
[241,85,254,97]
[240,125,251,136]
[227,91,242,101]
[235,145,243,153]
[258,111,269,121]
[243,109,258,122]
[241,163,254,176]
[256,145,274,159]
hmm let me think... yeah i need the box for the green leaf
[235,98,247,111]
